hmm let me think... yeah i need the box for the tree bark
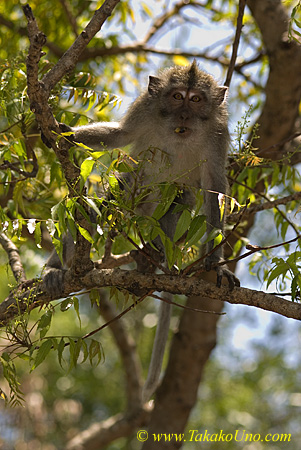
[247,0,301,159]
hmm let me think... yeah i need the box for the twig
[80,291,152,341]
[183,199,250,276]
[224,0,247,88]
[228,190,301,223]
[0,159,38,179]
[223,234,301,267]
[257,131,301,156]
[228,176,301,236]
[150,293,225,315]
[41,0,121,94]
[142,0,189,44]
[59,0,78,37]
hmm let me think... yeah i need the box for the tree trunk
[142,294,222,449]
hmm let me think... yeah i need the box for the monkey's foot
[205,257,240,290]
[215,266,240,290]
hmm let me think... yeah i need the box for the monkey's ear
[217,86,228,105]
[148,76,162,95]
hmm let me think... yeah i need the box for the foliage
[0,0,300,448]
[289,1,301,42]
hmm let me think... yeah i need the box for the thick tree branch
[247,0,301,158]
[23,1,121,280]
[83,269,301,320]
[0,232,26,283]
[0,268,300,328]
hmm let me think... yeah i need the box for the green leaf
[57,338,66,368]
[90,288,101,307]
[80,158,95,185]
[78,225,94,244]
[89,339,102,366]
[84,196,102,218]
[80,339,89,363]
[52,237,64,264]
[266,260,287,288]
[73,296,81,328]
[37,310,53,338]
[152,184,178,221]
[73,338,82,367]
[185,215,206,247]
[60,298,73,312]
[173,209,191,243]
[68,338,76,371]
[34,221,42,248]
[31,339,53,371]
[51,202,67,234]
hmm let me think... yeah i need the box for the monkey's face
[146,64,228,143]
[158,87,213,139]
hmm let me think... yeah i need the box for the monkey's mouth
[174,127,190,134]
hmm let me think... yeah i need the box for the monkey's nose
[179,110,190,121]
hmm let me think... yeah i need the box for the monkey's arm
[43,233,75,298]
[73,122,133,150]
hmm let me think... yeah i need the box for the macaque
[44,60,239,401]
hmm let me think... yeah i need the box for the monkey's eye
[173,93,184,100]
[190,95,201,102]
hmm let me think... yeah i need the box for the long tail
[142,295,172,403]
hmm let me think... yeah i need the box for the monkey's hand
[43,267,66,298]
[41,123,74,148]
[205,257,240,290]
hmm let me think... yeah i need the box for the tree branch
[224,0,247,88]
[66,406,152,450]
[41,0,121,94]
[227,191,301,222]
[0,267,300,328]
[247,0,301,157]
[0,232,26,283]
[141,0,190,44]
[22,1,121,280]
[59,0,79,37]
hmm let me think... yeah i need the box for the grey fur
[44,62,239,401]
